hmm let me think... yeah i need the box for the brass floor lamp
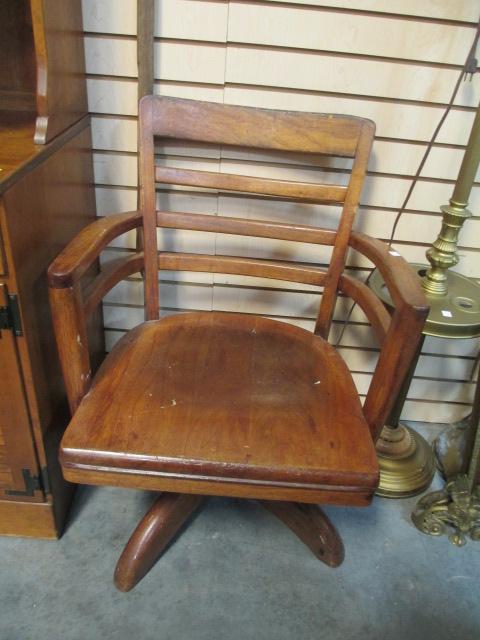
[370,99,480,498]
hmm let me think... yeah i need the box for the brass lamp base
[375,424,436,498]
[369,266,480,499]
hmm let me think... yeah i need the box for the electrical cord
[334,17,480,349]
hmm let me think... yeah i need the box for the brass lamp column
[370,99,480,498]
[422,102,480,298]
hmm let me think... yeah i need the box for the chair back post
[314,122,374,339]
[137,95,374,327]
[139,96,159,320]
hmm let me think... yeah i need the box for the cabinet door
[0,283,43,501]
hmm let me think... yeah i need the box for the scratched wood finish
[114,493,205,592]
[61,311,379,492]
[261,500,345,567]
[49,96,429,588]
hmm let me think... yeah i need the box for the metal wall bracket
[0,294,23,336]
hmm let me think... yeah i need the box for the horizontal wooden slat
[93,186,480,276]
[99,187,471,253]
[90,116,480,182]
[149,95,364,156]
[88,81,478,146]
[94,153,480,216]
[158,210,338,244]
[155,167,349,202]
[84,254,144,318]
[158,252,328,287]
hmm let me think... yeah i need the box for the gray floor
[1,424,479,640]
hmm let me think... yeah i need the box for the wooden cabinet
[0,0,103,537]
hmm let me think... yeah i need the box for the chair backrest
[138,95,375,338]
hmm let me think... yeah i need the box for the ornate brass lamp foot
[412,475,480,546]
[375,424,435,498]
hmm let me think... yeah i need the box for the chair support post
[49,284,91,414]
[363,305,427,442]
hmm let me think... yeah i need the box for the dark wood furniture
[0,0,102,538]
[1,0,87,144]
[49,96,428,590]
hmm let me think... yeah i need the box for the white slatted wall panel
[82,0,480,423]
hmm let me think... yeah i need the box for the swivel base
[114,493,344,592]
[375,424,435,498]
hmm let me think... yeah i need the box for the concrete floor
[1,425,479,640]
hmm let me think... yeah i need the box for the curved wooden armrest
[349,232,429,441]
[349,231,428,312]
[48,211,142,288]
[48,211,142,413]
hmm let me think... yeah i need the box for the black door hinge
[5,467,50,497]
[0,294,23,336]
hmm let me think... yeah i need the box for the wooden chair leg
[114,492,205,592]
[260,501,345,567]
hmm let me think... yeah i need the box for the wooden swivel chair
[48,96,428,591]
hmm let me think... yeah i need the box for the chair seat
[60,312,379,504]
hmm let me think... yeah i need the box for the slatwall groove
[228,3,478,64]
[81,0,480,28]
[87,76,480,114]
[239,0,480,25]
[224,48,480,107]
[224,82,479,110]
[84,0,480,423]
[224,41,469,71]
